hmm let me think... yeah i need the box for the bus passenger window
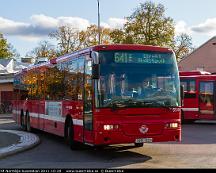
[189,81,196,93]
[180,81,187,92]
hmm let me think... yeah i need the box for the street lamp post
[97,0,101,45]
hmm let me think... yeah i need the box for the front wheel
[65,118,79,150]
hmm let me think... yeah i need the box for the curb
[0,115,13,119]
[195,120,216,124]
[0,130,40,159]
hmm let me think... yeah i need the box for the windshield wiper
[109,102,127,111]
[105,98,133,110]
[134,100,171,109]
[148,101,170,109]
[104,98,171,110]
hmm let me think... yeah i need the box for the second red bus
[180,70,216,122]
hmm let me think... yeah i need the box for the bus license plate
[135,138,153,143]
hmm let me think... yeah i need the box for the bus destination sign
[114,52,171,64]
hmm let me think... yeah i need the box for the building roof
[178,36,216,73]
[0,58,30,75]
[0,59,12,67]
[179,36,216,63]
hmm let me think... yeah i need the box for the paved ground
[0,132,20,148]
[0,114,40,159]
[1,116,216,168]
[1,115,216,168]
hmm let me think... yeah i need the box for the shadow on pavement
[29,129,152,168]
[82,145,152,164]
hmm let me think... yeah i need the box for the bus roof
[198,74,216,80]
[179,71,211,76]
[92,44,173,53]
[17,44,173,75]
[180,71,216,80]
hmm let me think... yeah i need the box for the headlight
[166,122,179,128]
[103,124,119,130]
[104,125,114,130]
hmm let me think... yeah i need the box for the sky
[1,0,216,57]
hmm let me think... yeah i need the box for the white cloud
[2,14,216,42]
[57,17,90,30]
[191,18,216,36]
[175,20,192,35]
[100,18,127,29]
[0,17,30,35]
[108,18,127,29]
[0,15,126,41]
[100,22,111,28]
[17,35,44,42]
[175,18,216,37]
[31,14,58,28]
[0,15,91,40]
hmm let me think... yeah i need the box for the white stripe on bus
[12,110,83,126]
[182,108,199,111]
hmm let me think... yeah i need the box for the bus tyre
[135,143,144,147]
[181,110,185,124]
[65,118,79,150]
[20,110,27,131]
[26,111,31,132]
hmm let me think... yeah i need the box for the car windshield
[94,50,180,108]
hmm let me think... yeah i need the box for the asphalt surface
[0,132,20,148]
[0,114,40,159]
[1,115,216,168]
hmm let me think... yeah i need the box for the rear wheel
[181,110,185,124]
[65,118,79,150]
[20,110,27,131]
[26,111,31,132]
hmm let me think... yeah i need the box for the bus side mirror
[180,85,184,106]
[92,64,100,79]
[91,51,100,79]
[90,51,99,64]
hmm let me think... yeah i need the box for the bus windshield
[94,50,180,108]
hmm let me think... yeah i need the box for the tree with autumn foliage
[110,1,193,60]
[49,26,81,55]
[111,1,175,47]
[79,24,112,47]
[171,33,194,61]
[26,40,57,60]
[48,24,112,57]
[29,1,193,61]
[0,33,19,58]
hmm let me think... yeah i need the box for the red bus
[13,44,181,149]
[179,70,216,122]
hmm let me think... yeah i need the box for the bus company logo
[139,125,149,134]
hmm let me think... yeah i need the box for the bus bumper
[94,129,181,145]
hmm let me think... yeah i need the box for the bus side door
[83,57,94,144]
[199,81,215,117]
